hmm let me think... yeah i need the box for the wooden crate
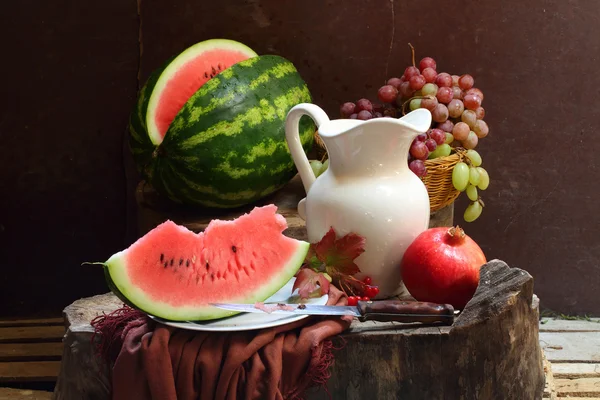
[0,316,64,397]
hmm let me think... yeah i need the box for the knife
[210,300,457,325]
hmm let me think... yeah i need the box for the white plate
[147,278,328,332]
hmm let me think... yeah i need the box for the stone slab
[551,363,600,379]
[539,332,600,363]
[540,318,600,332]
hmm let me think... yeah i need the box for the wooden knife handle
[356,300,455,325]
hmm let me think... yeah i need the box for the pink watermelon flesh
[105,205,309,321]
[153,49,252,140]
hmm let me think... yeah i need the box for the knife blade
[210,300,457,325]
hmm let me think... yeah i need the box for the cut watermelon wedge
[102,205,309,321]
[145,39,258,145]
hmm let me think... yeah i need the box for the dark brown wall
[0,1,139,316]
[2,0,598,316]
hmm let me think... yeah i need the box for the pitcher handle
[285,103,330,194]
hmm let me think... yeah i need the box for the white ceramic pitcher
[285,104,432,299]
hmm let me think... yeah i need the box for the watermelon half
[129,54,315,209]
[145,39,258,145]
[102,205,309,321]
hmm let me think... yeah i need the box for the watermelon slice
[102,205,309,321]
[145,38,258,145]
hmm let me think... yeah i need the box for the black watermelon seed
[163,261,168,268]
[186,259,190,267]
[179,258,183,266]
[232,245,237,253]
[206,262,210,270]
[170,259,174,266]
[160,253,164,262]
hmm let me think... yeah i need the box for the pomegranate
[400,226,486,309]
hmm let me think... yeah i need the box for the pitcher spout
[397,108,433,136]
[316,108,432,177]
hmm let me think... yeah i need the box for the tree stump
[53,259,544,399]
[307,259,545,399]
[134,174,455,240]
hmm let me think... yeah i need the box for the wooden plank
[554,377,600,397]
[0,326,64,343]
[0,361,60,382]
[542,351,557,399]
[0,318,64,328]
[540,318,600,332]
[0,343,63,362]
[539,332,600,362]
[0,387,52,399]
[551,363,600,379]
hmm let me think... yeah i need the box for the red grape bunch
[335,49,492,222]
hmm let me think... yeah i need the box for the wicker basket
[314,131,465,213]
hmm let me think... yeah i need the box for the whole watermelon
[128,55,315,208]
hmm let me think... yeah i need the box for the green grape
[428,143,452,159]
[309,160,323,177]
[320,159,330,175]
[464,201,483,222]
[444,132,454,144]
[410,98,422,111]
[422,83,438,97]
[466,184,478,201]
[469,166,481,186]
[465,149,482,167]
[452,162,469,191]
[476,167,489,190]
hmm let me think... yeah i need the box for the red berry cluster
[343,275,379,305]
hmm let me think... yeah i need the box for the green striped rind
[127,59,172,179]
[149,55,315,208]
